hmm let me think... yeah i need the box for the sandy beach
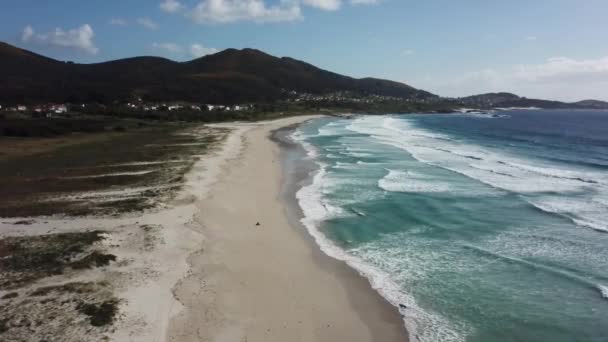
[168,116,406,342]
[0,116,406,341]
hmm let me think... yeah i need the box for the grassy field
[0,121,228,217]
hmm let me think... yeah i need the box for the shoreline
[168,116,407,342]
[272,121,409,341]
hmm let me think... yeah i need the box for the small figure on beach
[256,222,261,227]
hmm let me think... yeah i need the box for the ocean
[291,110,608,342]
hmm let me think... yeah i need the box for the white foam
[495,107,541,111]
[379,169,450,193]
[505,161,604,185]
[598,285,608,299]
[481,226,608,272]
[345,146,376,152]
[527,196,608,233]
[293,123,465,342]
[290,129,319,159]
[401,146,585,194]
[573,219,608,233]
[356,161,383,165]
[344,152,374,158]
[347,115,607,232]
[317,127,341,136]
[350,234,469,342]
[332,161,359,170]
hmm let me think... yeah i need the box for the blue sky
[2,0,608,101]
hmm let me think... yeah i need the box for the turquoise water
[293,111,608,342]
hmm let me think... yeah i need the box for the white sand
[167,116,406,342]
[109,124,249,342]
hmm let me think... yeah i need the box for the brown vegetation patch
[0,125,228,217]
[0,281,118,340]
[1,292,18,300]
[77,299,119,327]
[0,231,113,289]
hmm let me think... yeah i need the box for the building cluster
[285,90,440,104]
[287,90,403,103]
[127,101,250,112]
[1,104,68,116]
[1,101,252,116]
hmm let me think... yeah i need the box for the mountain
[2,42,606,109]
[0,42,434,105]
[572,100,608,109]
[457,92,608,110]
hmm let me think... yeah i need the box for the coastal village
[0,89,449,120]
[0,101,250,116]
[3,89,571,121]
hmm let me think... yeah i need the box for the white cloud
[150,42,218,59]
[20,24,99,55]
[160,0,183,13]
[165,0,382,24]
[152,42,184,54]
[109,18,128,26]
[524,35,537,41]
[301,0,379,10]
[513,56,608,83]
[418,56,608,102]
[302,0,341,11]
[350,0,380,4]
[137,17,159,30]
[21,25,34,42]
[190,43,219,57]
[401,49,414,56]
[190,0,302,24]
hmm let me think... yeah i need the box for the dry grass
[0,122,230,341]
[0,124,228,217]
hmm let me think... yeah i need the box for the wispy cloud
[419,56,608,101]
[151,42,219,59]
[109,18,128,26]
[304,0,380,10]
[20,24,99,55]
[190,43,219,57]
[137,17,159,30]
[189,0,302,24]
[350,0,381,5]
[160,0,184,13]
[524,35,537,41]
[302,0,341,11]
[160,0,383,24]
[21,26,34,42]
[513,56,608,83]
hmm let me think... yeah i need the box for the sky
[1,0,608,102]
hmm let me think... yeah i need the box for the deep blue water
[293,110,608,342]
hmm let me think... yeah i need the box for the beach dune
[168,116,406,342]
